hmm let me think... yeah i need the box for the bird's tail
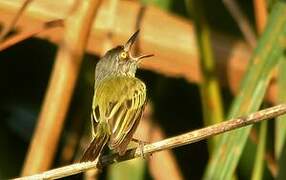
[80,122,110,162]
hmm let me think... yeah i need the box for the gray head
[95,30,153,83]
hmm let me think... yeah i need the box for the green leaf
[251,122,267,180]
[275,56,286,159]
[203,2,286,179]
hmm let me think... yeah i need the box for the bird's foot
[132,138,149,159]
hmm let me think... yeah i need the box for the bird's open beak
[124,30,154,61]
[136,54,154,60]
[124,30,139,52]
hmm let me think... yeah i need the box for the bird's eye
[119,51,128,60]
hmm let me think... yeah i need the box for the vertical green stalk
[251,121,267,180]
[251,2,268,179]
[185,0,224,152]
[275,56,286,159]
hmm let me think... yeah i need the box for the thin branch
[0,19,64,52]
[223,0,257,48]
[0,0,33,41]
[16,161,99,180]
[14,103,286,180]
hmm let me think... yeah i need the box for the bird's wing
[93,76,146,155]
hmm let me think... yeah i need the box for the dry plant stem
[254,0,267,33]
[135,104,183,180]
[149,124,183,180]
[16,161,99,180]
[223,0,257,48]
[101,0,118,52]
[0,19,64,51]
[0,0,33,41]
[21,0,103,175]
[15,104,286,180]
[187,0,224,152]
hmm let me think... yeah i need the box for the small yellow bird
[81,30,153,162]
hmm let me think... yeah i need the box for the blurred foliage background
[0,0,286,179]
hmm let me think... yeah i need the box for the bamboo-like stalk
[186,0,224,152]
[148,124,183,180]
[21,0,103,175]
[13,103,286,180]
[135,104,183,180]
[254,0,268,34]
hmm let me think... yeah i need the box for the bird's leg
[131,138,149,159]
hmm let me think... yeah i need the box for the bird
[81,30,153,162]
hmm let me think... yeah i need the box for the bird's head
[96,30,153,77]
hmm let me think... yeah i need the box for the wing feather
[92,76,146,154]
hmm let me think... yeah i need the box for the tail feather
[81,124,110,162]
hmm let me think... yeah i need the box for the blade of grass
[275,56,286,158]
[251,121,267,180]
[251,1,269,179]
[203,2,286,179]
[185,0,224,151]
